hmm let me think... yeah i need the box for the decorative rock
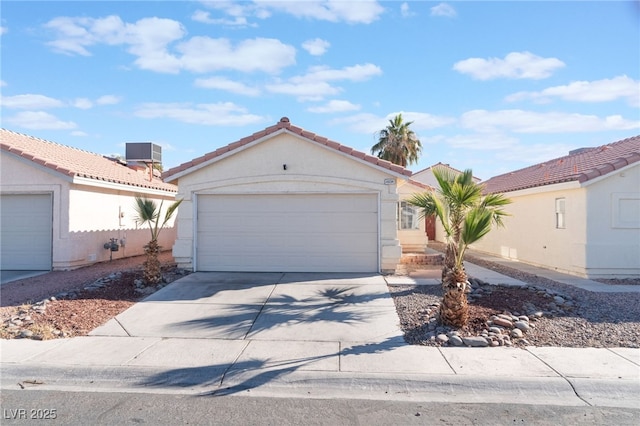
[553,296,566,305]
[462,336,489,347]
[448,335,464,346]
[436,334,449,344]
[489,326,503,334]
[510,328,523,338]
[19,330,34,338]
[493,317,513,328]
[514,321,530,331]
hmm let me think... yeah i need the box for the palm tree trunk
[143,239,162,285]
[440,243,469,328]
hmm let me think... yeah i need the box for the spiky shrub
[133,196,183,285]
[408,169,511,328]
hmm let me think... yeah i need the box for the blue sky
[1,1,639,179]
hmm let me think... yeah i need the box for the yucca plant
[408,169,511,328]
[134,196,182,285]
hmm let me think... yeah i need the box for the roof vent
[125,142,162,163]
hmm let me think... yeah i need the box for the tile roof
[1,128,177,192]
[483,135,640,194]
[162,117,412,181]
[413,162,481,182]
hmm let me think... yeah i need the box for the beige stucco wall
[471,162,640,278]
[170,131,404,273]
[1,151,177,270]
[397,181,428,252]
[582,163,640,277]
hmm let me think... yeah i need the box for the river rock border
[427,278,576,348]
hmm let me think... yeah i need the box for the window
[398,201,420,230]
[555,198,566,229]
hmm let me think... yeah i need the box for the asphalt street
[2,390,639,426]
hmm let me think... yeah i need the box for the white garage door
[1,194,53,270]
[197,194,378,272]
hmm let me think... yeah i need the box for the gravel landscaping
[390,243,640,348]
[1,248,638,348]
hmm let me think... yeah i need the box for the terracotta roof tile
[1,128,177,192]
[483,135,640,194]
[163,117,413,180]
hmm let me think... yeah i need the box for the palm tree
[408,169,511,328]
[134,196,183,285]
[371,113,422,167]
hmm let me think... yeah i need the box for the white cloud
[73,98,93,109]
[430,3,457,18]
[298,63,382,83]
[177,37,296,74]
[134,102,267,126]
[1,26,8,35]
[331,111,454,134]
[0,80,6,87]
[0,94,64,109]
[266,63,382,101]
[302,38,330,56]
[43,15,294,75]
[266,80,341,101]
[5,111,77,130]
[96,95,122,105]
[256,1,384,24]
[453,51,565,80]
[505,75,640,106]
[400,3,415,18]
[461,109,640,133]
[194,76,261,96]
[191,9,253,27]
[307,100,361,113]
[445,133,519,150]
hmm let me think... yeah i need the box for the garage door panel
[197,194,378,272]
[1,194,52,270]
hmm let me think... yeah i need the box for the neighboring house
[411,162,480,241]
[162,117,415,274]
[0,129,178,271]
[472,135,640,279]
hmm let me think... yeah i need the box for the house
[0,129,178,271]
[410,162,480,241]
[471,135,640,279]
[162,117,418,274]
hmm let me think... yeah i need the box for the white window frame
[555,198,566,229]
[398,201,421,230]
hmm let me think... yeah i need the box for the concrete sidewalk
[1,267,639,408]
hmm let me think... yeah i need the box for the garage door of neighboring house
[1,194,53,270]
[196,193,378,272]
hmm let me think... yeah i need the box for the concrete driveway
[91,272,404,344]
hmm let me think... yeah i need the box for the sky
[1,0,639,180]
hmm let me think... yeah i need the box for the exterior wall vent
[125,142,162,163]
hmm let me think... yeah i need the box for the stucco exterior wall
[171,132,404,273]
[472,164,640,278]
[1,151,177,270]
[471,182,589,276]
[583,163,640,277]
[62,184,177,269]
